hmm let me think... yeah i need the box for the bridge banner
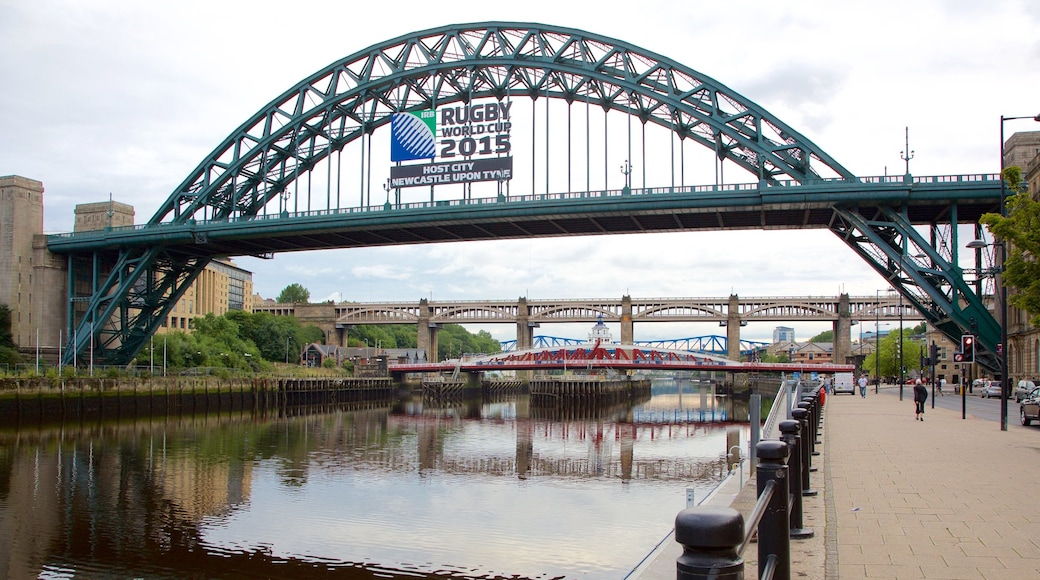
[389,157,513,188]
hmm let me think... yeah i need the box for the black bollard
[779,420,814,539]
[756,440,791,580]
[797,401,820,460]
[799,395,820,442]
[791,408,818,496]
[675,506,745,579]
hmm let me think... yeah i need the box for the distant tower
[773,326,795,343]
[74,198,135,232]
[0,175,45,347]
[588,315,613,345]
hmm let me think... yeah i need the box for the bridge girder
[830,205,1000,371]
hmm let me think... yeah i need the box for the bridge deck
[46,174,1000,257]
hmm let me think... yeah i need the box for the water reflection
[0,378,747,579]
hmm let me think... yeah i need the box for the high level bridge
[255,294,923,362]
[45,22,1002,370]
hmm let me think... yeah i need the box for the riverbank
[0,376,396,425]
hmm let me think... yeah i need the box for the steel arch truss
[830,205,1000,371]
[158,21,855,228]
[67,22,858,366]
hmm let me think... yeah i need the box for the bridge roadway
[47,174,999,257]
[256,293,922,363]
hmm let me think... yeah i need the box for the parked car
[1020,387,1040,426]
[979,381,1002,398]
[1015,380,1037,403]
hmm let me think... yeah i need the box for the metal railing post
[756,440,791,580]
[791,408,818,496]
[779,419,814,539]
[797,400,820,464]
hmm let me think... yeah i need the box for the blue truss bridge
[45,22,1003,370]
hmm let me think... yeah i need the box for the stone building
[0,175,253,358]
[1004,131,1040,383]
[0,175,66,352]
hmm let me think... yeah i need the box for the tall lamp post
[875,289,882,393]
[898,286,905,401]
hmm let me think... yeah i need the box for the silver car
[1021,387,1040,426]
[979,381,1002,398]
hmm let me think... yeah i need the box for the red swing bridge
[388,342,854,376]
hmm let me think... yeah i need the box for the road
[859,383,1040,430]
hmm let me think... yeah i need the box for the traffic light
[960,335,975,363]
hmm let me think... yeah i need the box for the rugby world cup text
[439,102,512,159]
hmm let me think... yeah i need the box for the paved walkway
[635,387,1040,579]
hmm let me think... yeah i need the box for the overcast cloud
[3,0,1039,343]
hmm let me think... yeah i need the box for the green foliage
[437,324,502,359]
[347,324,416,349]
[345,323,499,359]
[224,310,323,364]
[758,352,786,363]
[321,357,338,369]
[809,330,833,343]
[0,345,22,365]
[0,304,13,348]
[861,328,924,378]
[277,283,311,304]
[980,166,1040,326]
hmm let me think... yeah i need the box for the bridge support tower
[417,298,441,362]
[834,293,852,366]
[726,294,742,361]
[516,297,537,351]
[621,295,634,344]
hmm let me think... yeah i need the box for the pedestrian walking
[857,374,868,398]
[914,378,928,420]
[937,377,945,396]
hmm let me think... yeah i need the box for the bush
[0,345,23,365]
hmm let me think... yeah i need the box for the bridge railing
[674,385,824,579]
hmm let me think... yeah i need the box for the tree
[810,330,833,343]
[277,283,311,304]
[862,328,923,379]
[0,304,13,348]
[0,304,21,365]
[980,166,1040,326]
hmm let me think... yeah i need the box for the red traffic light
[960,335,975,363]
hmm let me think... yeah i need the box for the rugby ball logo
[391,111,436,162]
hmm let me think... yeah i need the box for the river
[0,376,751,579]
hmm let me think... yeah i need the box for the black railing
[674,386,824,579]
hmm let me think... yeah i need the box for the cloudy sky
[3,0,1039,343]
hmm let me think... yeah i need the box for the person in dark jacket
[913,379,928,421]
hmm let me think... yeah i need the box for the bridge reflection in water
[0,377,752,579]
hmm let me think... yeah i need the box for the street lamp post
[898,287,904,401]
[875,289,882,393]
